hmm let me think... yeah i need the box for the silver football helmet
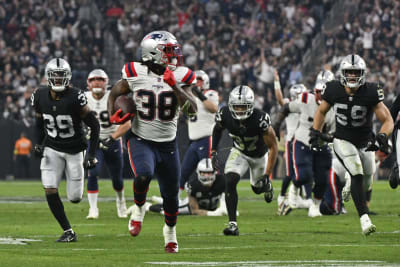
[228,85,255,120]
[140,31,182,70]
[45,58,72,92]
[289,84,307,101]
[339,54,366,89]
[87,69,109,94]
[196,158,216,187]
[314,70,335,91]
[194,70,210,90]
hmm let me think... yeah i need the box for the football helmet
[45,58,72,92]
[196,158,216,187]
[228,85,255,120]
[140,31,182,70]
[87,69,109,94]
[194,70,210,90]
[315,70,335,92]
[339,54,366,89]
[289,84,307,101]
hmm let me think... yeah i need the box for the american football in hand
[114,94,136,116]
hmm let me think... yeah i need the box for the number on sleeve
[77,91,88,106]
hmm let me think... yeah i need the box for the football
[114,94,136,116]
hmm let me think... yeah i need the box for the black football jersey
[187,174,225,211]
[31,86,88,153]
[215,106,271,157]
[322,81,383,148]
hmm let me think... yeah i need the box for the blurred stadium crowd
[0,0,399,131]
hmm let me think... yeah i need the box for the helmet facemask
[341,69,365,89]
[87,69,108,94]
[47,70,71,92]
[196,158,216,187]
[161,43,183,70]
[228,85,255,120]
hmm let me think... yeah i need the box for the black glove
[309,128,323,152]
[99,136,115,150]
[192,87,207,101]
[272,122,281,141]
[211,150,219,171]
[366,133,391,154]
[33,144,44,158]
[320,132,334,142]
[83,155,98,169]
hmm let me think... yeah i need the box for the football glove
[33,144,44,158]
[163,67,177,87]
[211,150,219,171]
[366,133,391,154]
[83,155,98,169]
[109,109,134,125]
[99,136,115,150]
[309,128,323,152]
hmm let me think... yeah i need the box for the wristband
[274,80,281,91]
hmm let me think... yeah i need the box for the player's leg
[278,141,293,213]
[41,147,76,242]
[180,142,200,195]
[360,150,376,214]
[126,135,156,236]
[389,128,400,188]
[333,138,375,235]
[223,148,248,236]
[104,139,127,218]
[248,153,273,203]
[157,143,180,253]
[86,148,104,219]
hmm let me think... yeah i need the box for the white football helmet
[339,54,366,89]
[196,158,216,187]
[289,84,307,101]
[45,58,72,92]
[140,31,182,70]
[87,69,109,94]
[194,70,210,90]
[229,85,255,120]
[314,70,335,91]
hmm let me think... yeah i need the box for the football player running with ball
[312,54,393,235]
[211,85,278,236]
[85,69,131,219]
[107,31,197,253]
[31,58,100,242]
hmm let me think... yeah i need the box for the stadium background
[0,0,398,179]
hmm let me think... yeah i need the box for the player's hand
[109,109,134,125]
[319,132,334,143]
[366,133,391,154]
[211,151,219,171]
[83,155,98,169]
[309,128,323,152]
[99,136,115,150]
[33,144,44,158]
[163,67,177,87]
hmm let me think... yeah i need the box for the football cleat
[86,207,99,219]
[288,184,300,209]
[116,199,128,218]
[129,220,142,236]
[277,195,285,215]
[165,242,179,253]
[264,181,274,203]
[308,199,322,217]
[56,230,77,242]
[360,214,376,236]
[389,164,399,189]
[297,198,313,209]
[223,222,239,236]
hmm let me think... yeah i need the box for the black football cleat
[264,181,274,203]
[56,230,77,242]
[389,165,399,189]
[223,222,239,236]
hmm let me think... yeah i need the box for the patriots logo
[144,33,164,41]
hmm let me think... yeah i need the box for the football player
[273,70,336,218]
[107,31,197,253]
[312,54,393,235]
[149,158,228,216]
[179,70,219,200]
[273,74,309,215]
[31,58,100,242]
[85,69,131,219]
[388,93,400,189]
[211,85,278,236]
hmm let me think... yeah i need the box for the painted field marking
[0,237,42,245]
[145,260,386,266]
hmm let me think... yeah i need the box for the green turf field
[0,179,399,266]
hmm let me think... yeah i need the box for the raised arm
[274,70,285,107]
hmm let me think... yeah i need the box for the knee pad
[134,175,152,193]
[225,172,240,192]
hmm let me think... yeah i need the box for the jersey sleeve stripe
[301,92,308,103]
[182,69,195,84]
[125,62,137,78]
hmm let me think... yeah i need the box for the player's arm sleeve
[211,109,225,151]
[34,113,45,145]
[83,110,100,157]
[321,82,334,105]
[390,94,400,122]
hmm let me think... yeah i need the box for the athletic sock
[350,174,368,217]
[46,192,71,231]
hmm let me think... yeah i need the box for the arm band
[274,80,281,91]
[83,111,100,157]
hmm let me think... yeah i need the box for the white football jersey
[188,89,219,140]
[121,62,196,142]
[86,90,118,139]
[289,92,335,146]
[281,97,300,142]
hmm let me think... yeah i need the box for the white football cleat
[360,214,376,236]
[86,207,99,219]
[288,184,299,209]
[163,224,178,253]
[128,204,146,236]
[151,196,164,204]
[297,198,313,209]
[308,199,322,217]
[116,198,128,218]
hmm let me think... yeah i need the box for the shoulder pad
[174,66,196,85]
[122,62,144,79]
